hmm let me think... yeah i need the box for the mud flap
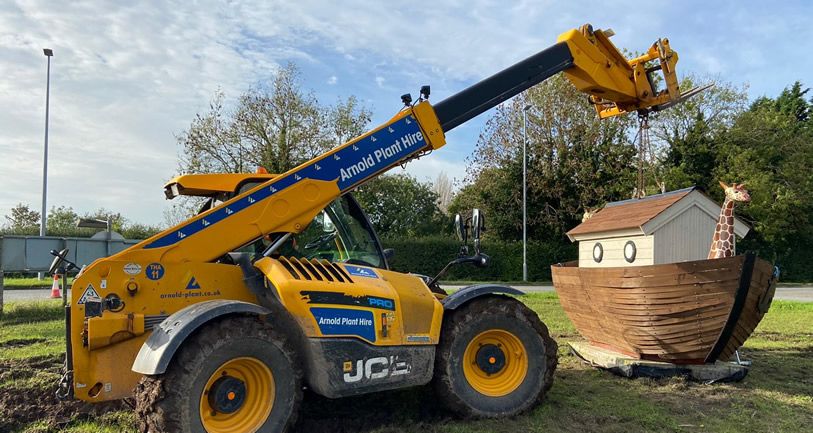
[132,300,271,375]
[440,284,524,310]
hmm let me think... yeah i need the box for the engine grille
[278,257,354,283]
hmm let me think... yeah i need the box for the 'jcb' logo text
[343,356,410,383]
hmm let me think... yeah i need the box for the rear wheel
[135,316,302,432]
[433,296,557,418]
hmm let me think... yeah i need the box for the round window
[592,243,603,263]
[624,240,637,263]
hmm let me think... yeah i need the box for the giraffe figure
[582,207,597,223]
[708,181,750,259]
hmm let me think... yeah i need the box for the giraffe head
[719,181,751,203]
[582,207,597,223]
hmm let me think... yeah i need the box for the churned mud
[0,353,131,432]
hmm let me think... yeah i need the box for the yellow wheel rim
[200,357,274,433]
[462,329,528,397]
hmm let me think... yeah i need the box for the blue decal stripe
[145,115,425,249]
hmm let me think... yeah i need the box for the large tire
[433,295,557,418]
[134,316,302,433]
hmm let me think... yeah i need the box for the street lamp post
[40,48,53,280]
[522,104,532,282]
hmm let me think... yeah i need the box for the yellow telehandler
[49,24,697,432]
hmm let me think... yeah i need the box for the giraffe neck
[709,197,736,259]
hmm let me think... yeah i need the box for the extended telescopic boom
[112,24,693,264]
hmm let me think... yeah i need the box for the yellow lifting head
[558,23,698,119]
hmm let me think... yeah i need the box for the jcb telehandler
[51,24,697,432]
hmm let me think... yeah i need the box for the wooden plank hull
[551,253,779,363]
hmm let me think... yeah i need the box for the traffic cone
[50,273,61,299]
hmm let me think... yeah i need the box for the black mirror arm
[426,253,490,288]
[49,249,80,275]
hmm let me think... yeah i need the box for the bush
[382,235,810,283]
[381,236,577,282]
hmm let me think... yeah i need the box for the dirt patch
[0,338,47,348]
[0,354,132,433]
[296,387,450,433]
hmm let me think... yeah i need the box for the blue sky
[1,0,810,226]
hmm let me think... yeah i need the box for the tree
[648,76,749,193]
[177,62,372,176]
[329,95,373,147]
[39,205,162,239]
[352,173,449,238]
[432,171,454,215]
[456,73,636,241]
[714,87,813,245]
[163,198,199,228]
[773,81,810,123]
[699,81,813,281]
[121,223,163,240]
[650,74,749,149]
[2,203,40,235]
[85,208,125,232]
[47,206,80,236]
[660,113,718,192]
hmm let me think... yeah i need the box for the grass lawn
[1,295,811,432]
[2,277,75,289]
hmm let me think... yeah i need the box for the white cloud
[402,156,466,191]
[0,0,810,229]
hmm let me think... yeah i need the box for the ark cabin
[567,187,749,268]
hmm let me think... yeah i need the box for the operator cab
[268,195,387,269]
[164,173,390,270]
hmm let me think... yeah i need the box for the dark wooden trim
[704,253,755,363]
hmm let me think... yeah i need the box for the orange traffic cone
[50,274,61,299]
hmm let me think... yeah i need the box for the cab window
[248,195,385,269]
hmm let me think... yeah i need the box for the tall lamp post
[522,104,532,282]
[40,48,53,280]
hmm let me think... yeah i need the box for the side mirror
[383,248,395,262]
[471,209,482,240]
[322,212,335,233]
[454,214,467,244]
[49,248,69,276]
[471,209,486,254]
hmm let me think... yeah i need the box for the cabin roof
[568,187,695,237]
[163,173,277,199]
[566,187,750,241]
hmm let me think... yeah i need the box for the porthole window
[592,243,603,263]
[624,240,637,263]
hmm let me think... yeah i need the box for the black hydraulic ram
[432,42,574,133]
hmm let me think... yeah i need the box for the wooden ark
[551,253,779,363]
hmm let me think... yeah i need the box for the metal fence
[0,235,142,312]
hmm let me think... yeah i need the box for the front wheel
[135,316,302,433]
[432,295,557,418]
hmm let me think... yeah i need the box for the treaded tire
[432,295,557,418]
[134,315,302,433]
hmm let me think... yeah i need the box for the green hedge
[381,236,577,282]
[383,236,811,283]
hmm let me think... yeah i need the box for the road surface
[443,285,813,302]
[3,285,812,302]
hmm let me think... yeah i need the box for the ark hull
[551,253,779,363]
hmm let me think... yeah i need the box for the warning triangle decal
[77,284,100,305]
